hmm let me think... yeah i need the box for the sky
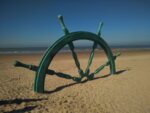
[0,0,150,48]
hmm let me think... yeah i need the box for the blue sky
[0,0,150,48]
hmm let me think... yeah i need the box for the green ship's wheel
[34,15,118,93]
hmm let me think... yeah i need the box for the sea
[0,45,150,55]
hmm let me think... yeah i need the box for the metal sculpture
[14,15,120,93]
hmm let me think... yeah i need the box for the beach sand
[0,49,150,113]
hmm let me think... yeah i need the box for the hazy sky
[0,0,150,48]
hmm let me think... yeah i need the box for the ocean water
[0,47,47,54]
[0,46,91,54]
[0,45,150,55]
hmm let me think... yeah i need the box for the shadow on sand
[45,69,127,94]
[0,98,47,106]
[4,106,37,113]
[0,98,47,113]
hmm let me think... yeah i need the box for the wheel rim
[34,31,116,93]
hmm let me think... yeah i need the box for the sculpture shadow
[93,69,126,80]
[0,98,47,113]
[4,106,37,113]
[45,80,87,94]
[45,69,126,94]
[0,98,47,106]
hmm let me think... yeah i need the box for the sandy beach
[0,49,150,113]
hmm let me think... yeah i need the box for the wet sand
[0,49,150,113]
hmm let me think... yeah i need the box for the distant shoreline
[0,46,150,55]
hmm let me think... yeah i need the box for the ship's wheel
[34,15,119,93]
